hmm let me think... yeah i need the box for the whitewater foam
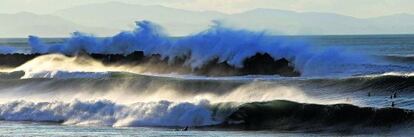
[22,71,110,79]
[0,100,219,127]
[8,54,144,79]
[0,81,350,128]
[26,21,371,76]
[378,72,414,77]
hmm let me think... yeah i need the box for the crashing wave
[0,100,220,127]
[0,99,413,132]
[22,21,369,76]
[0,52,300,76]
[2,69,414,95]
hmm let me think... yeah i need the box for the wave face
[0,100,219,127]
[24,21,371,76]
[225,100,414,131]
[0,52,413,130]
[1,99,413,132]
[2,70,414,93]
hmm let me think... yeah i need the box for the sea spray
[28,21,371,76]
[0,100,219,127]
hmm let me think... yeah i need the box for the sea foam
[28,21,370,76]
[0,100,219,127]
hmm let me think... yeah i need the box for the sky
[1,0,414,18]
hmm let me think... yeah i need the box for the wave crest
[26,21,369,76]
[0,100,219,127]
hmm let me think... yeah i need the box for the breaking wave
[0,99,413,132]
[1,68,414,131]
[2,69,414,93]
[24,21,370,76]
[0,100,219,127]
[0,20,413,133]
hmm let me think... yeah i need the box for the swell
[0,99,413,132]
[222,100,414,132]
[379,55,414,64]
[0,72,246,96]
[2,70,414,93]
[302,74,414,93]
[2,71,414,112]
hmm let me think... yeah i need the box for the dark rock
[0,52,301,77]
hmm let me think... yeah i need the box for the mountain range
[1,2,414,37]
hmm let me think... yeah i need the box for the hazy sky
[1,0,414,18]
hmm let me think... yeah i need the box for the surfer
[368,92,371,97]
[174,126,189,131]
[391,101,395,107]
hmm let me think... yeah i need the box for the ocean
[0,22,414,136]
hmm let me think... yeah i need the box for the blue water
[304,35,414,56]
[1,33,414,136]
[3,34,414,56]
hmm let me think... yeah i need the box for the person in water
[175,126,189,131]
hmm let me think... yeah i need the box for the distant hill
[222,9,372,34]
[1,2,414,37]
[367,13,414,34]
[0,12,116,37]
[54,2,227,36]
[53,2,414,35]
